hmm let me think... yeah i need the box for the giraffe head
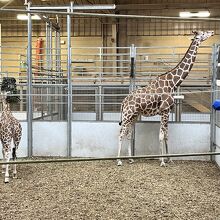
[1,77,20,103]
[192,30,214,42]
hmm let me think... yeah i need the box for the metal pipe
[210,44,219,161]
[129,44,136,156]
[67,8,72,157]
[1,8,220,21]
[27,2,33,157]
[175,87,182,122]
[30,5,116,10]
[0,152,220,165]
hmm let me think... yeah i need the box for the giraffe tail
[119,101,125,126]
[12,148,16,161]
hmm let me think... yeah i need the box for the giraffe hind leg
[159,124,167,167]
[117,123,131,166]
[12,147,17,178]
[4,148,11,183]
[12,138,21,179]
[2,149,6,173]
[127,128,134,164]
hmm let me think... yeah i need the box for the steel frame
[1,8,220,21]
[0,2,219,162]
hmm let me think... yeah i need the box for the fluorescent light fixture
[72,4,116,10]
[197,11,210,17]
[0,0,11,2]
[17,14,41,20]
[179,11,210,18]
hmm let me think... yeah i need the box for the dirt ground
[0,159,220,220]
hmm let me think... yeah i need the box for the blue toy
[212,100,220,110]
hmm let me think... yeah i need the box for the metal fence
[0,44,213,123]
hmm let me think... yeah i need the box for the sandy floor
[0,159,220,220]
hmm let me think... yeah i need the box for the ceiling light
[0,0,11,2]
[17,14,41,20]
[179,11,210,18]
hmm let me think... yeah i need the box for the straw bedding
[0,159,220,220]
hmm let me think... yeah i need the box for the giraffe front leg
[2,149,6,174]
[164,139,173,164]
[128,141,134,164]
[12,148,17,179]
[127,131,134,164]
[159,130,166,167]
[117,136,123,166]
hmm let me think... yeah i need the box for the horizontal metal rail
[1,8,220,21]
[0,152,220,165]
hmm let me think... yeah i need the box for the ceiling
[1,0,220,18]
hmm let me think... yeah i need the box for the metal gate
[210,44,220,165]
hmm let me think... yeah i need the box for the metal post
[55,29,62,120]
[210,44,219,161]
[175,87,182,122]
[130,44,136,156]
[27,2,33,157]
[48,23,53,120]
[67,6,72,157]
[98,85,103,120]
[45,23,49,118]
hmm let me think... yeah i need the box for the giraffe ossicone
[117,30,214,167]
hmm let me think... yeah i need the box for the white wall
[0,121,211,161]
[215,126,220,167]
[71,122,210,160]
[33,122,67,156]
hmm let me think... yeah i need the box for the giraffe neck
[1,100,12,119]
[171,38,201,89]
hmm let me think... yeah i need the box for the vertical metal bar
[99,47,103,83]
[98,85,103,120]
[50,25,52,71]
[57,30,63,120]
[210,44,219,161]
[130,44,136,91]
[130,44,136,156]
[27,2,33,157]
[50,25,53,120]
[67,6,72,157]
[19,86,23,111]
[45,23,49,118]
[55,30,59,119]
[175,87,181,122]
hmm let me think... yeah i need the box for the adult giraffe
[117,30,214,167]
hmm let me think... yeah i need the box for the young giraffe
[1,92,22,183]
[117,30,214,167]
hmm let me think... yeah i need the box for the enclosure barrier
[1,152,220,165]
[0,4,218,160]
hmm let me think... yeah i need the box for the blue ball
[212,100,220,110]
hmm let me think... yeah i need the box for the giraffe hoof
[129,159,134,164]
[117,160,123,166]
[168,159,174,164]
[4,177,9,183]
[160,161,166,167]
[13,174,17,179]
